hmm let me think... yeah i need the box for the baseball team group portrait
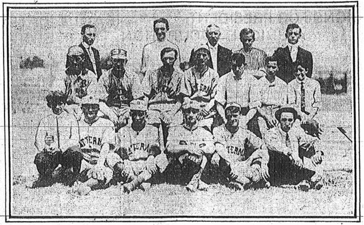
[6,2,359,221]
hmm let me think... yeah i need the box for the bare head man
[231,52,246,78]
[154,18,169,42]
[81,24,96,46]
[240,28,255,51]
[285,23,302,45]
[206,24,221,47]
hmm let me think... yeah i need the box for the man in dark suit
[273,23,313,84]
[189,24,232,77]
[66,24,102,80]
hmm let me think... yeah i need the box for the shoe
[123,182,135,194]
[197,180,209,191]
[297,180,310,192]
[31,176,52,188]
[140,182,151,191]
[313,180,324,190]
[228,181,244,190]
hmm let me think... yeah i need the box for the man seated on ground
[70,95,121,196]
[32,91,80,188]
[288,63,322,138]
[142,47,184,151]
[98,49,144,130]
[181,44,220,131]
[250,56,288,139]
[114,100,168,193]
[265,106,324,191]
[53,45,98,120]
[166,99,215,192]
[212,103,270,190]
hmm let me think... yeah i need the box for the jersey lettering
[79,135,102,148]
[226,145,245,157]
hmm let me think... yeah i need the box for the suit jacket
[273,46,313,84]
[189,43,232,77]
[66,43,102,80]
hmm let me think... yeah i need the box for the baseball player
[32,91,80,188]
[53,45,98,120]
[212,103,270,190]
[70,95,120,196]
[250,55,288,139]
[142,47,184,150]
[166,99,215,192]
[288,63,322,138]
[265,106,324,191]
[114,100,168,193]
[98,49,144,130]
[181,44,220,131]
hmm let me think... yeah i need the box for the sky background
[8,5,353,77]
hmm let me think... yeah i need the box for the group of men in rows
[32,18,324,195]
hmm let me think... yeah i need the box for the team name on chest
[79,136,102,147]
[226,145,245,156]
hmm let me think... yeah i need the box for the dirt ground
[8,68,357,218]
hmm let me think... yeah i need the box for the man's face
[112,58,127,72]
[226,108,240,128]
[82,104,99,122]
[154,22,167,41]
[286,28,301,45]
[131,110,147,126]
[161,51,176,68]
[68,54,85,71]
[280,112,294,132]
[206,26,221,47]
[82,27,96,46]
[51,101,65,115]
[195,49,210,66]
[184,108,199,126]
[295,65,307,82]
[241,33,255,50]
[266,61,278,77]
[231,60,245,77]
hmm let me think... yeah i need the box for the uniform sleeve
[102,122,116,147]
[215,74,227,105]
[312,80,322,109]
[213,127,226,146]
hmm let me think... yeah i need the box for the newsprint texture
[2,1,361,223]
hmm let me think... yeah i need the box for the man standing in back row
[66,24,102,80]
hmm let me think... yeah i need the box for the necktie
[285,132,291,148]
[300,82,306,113]
[290,46,297,62]
[56,116,60,149]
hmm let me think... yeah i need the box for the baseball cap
[225,102,241,114]
[193,43,210,53]
[110,49,127,59]
[182,99,200,110]
[67,46,84,56]
[130,100,147,111]
[274,106,298,121]
[81,95,99,105]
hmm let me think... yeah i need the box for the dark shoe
[228,181,244,190]
[297,180,310,192]
[31,176,53,188]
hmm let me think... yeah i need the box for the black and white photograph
[2,1,361,222]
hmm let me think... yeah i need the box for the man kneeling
[114,100,168,193]
[212,103,270,190]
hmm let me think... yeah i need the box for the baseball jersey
[78,117,115,164]
[140,40,181,75]
[287,77,321,115]
[213,125,264,162]
[167,124,215,155]
[215,71,255,108]
[250,76,288,115]
[52,69,98,104]
[117,124,159,161]
[181,67,219,108]
[142,67,184,105]
[34,111,79,152]
[98,69,144,108]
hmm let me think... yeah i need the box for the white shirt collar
[288,42,299,50]
[207,42,218,50]
[82,41,91,49]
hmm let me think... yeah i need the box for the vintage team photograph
[4,1,359,222]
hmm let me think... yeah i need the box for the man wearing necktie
[272,23,313,84]
[265,107,324,191]
[288,63,322,138]
[66,24,102,80]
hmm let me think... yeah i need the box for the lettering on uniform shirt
[79,135,102,148]
[226,145,245,158]
[128,142,149,160]
[74,76,90,98]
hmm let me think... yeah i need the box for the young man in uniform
[98,49,144,130]
[212,103,270,190]
[265,107,324,191]
[70,95,120,195]
[181,44,220,131]
[33,91,80,187]
[114,100,168,193]
[142,47,184,150]
[166,100,215,192]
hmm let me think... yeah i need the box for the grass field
[9,67,356,218]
